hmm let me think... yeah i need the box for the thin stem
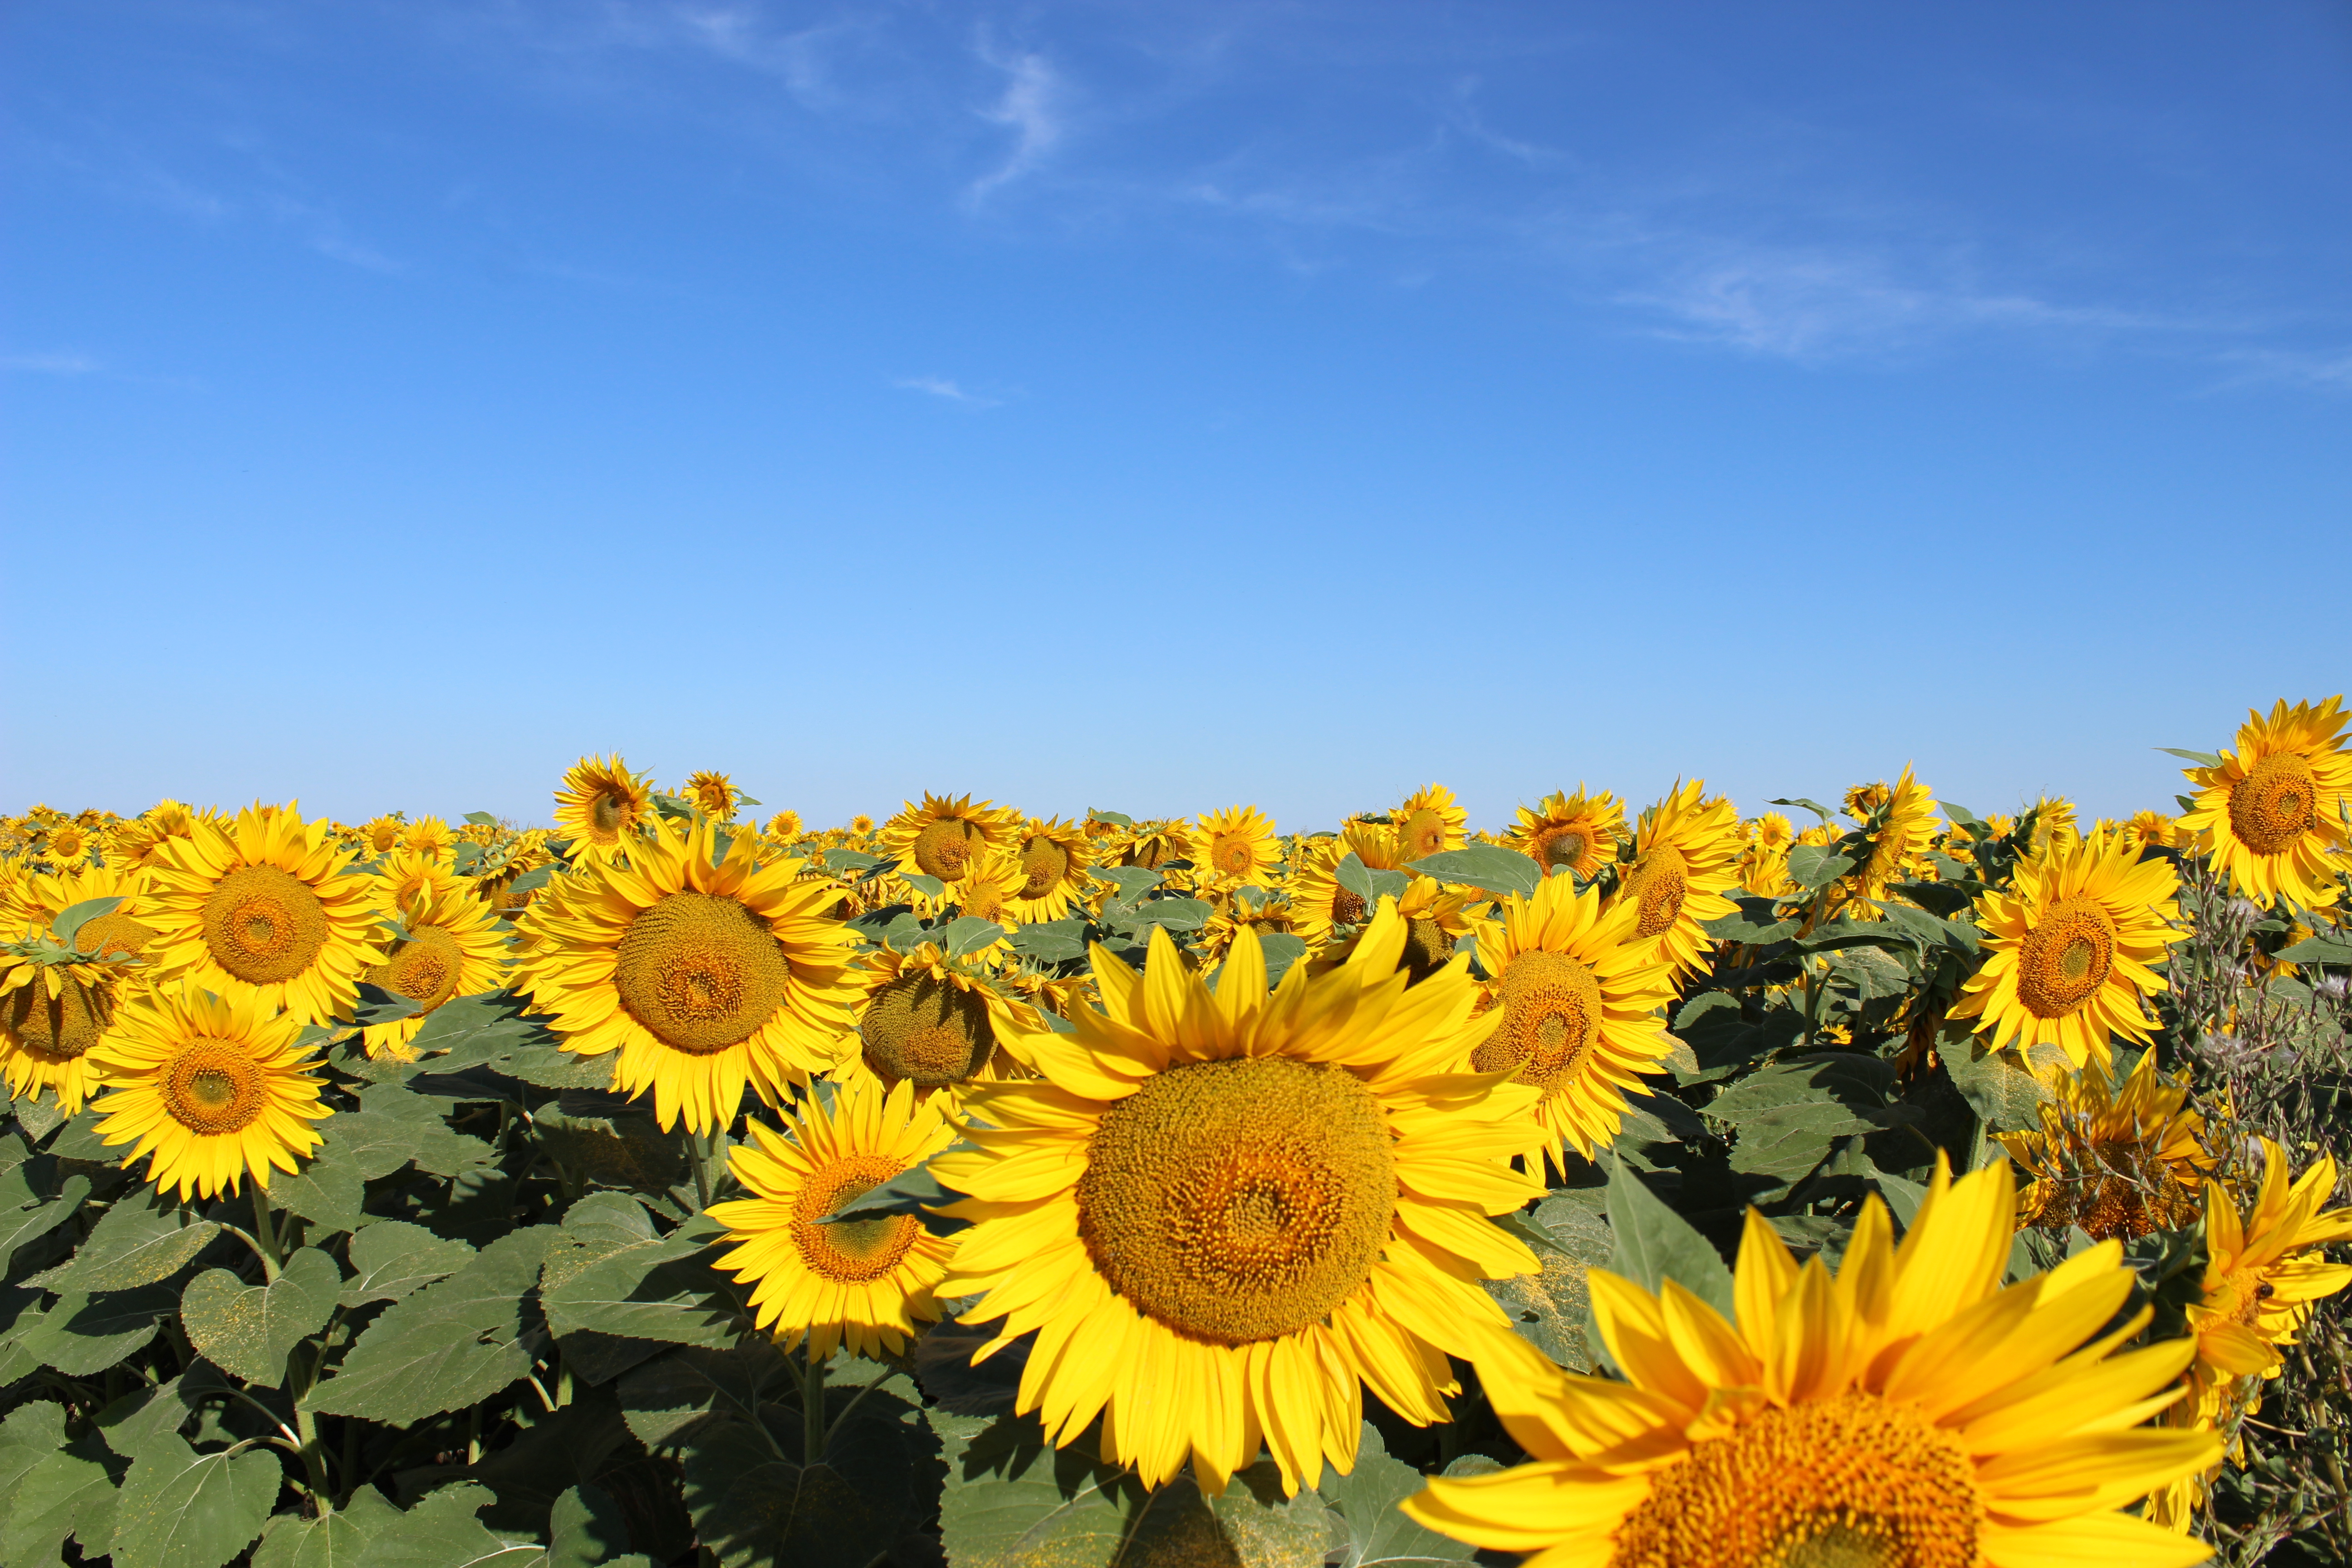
[218,1222,276,1280]
[525,1372,559,1414]
[248,1184,284,1279]
[823,1358,900,1436]
[687,1132,712,1212]
[803,1348,827,1464]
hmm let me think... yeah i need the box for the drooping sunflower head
[0,863,162,1115]
[359,858,511,1060]
[932,916,1546,1496]
[684,769,743,822]
[2180,696,2352,911]
[1471,871,1679,1169]
[1405,1156,2224,1568]
[1507,786,1628,879]
[1393,783,1467,862]
[1003,817,1093,923]
[851,941,1034,1095]
[142,803,380,1026]
[1117,818,1196,871]
[1842,765,1939,901]
[878,792,1019,885]
[513,815,861,1130]
[706,1074,960,1361]
[1193,804,1278,887]
[1612,781,1744,980]
[553,754,654,862]
[2001,1049,2214,1239]
[1952,828,2185,1067]
[86,983,331,1200]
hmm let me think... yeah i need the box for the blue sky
[5,1,2348,832]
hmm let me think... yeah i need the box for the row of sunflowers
[0,698,2347,1567]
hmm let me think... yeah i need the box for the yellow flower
[2026,795,2082,861]
[104,801,201,871]
[848,941,1037,1096]
[1117,818,1196,871]
[684,769,743,822]
[878,792,1020,885]
[706,1075,959,1360]
[1738,813,1796,897]
[1612,782,1743,981]
[1507,787,1628,880]
[933,917,1545,1495]
[1288,824,1404,949]
[513,816,861,1131]
[1841,766,1940,913]
[2178,696,2352,910]
[401,816,455,861]
[553,754,654,862]
[1004,817,1093,923]
[87,984,331,1201]
[848,813,876,835]
[1951,829,2184,1067]
[0,863,166,1113]
[1999,1049,2212,1239]
[1471,870,1679,1171]
[1393,784,1468,862]
[142,803,380,1027]
[358,856,510,1060]
[1195,804,1279,887]
[1200,889,1300,964]
[1405,1158,2222,1568]
[2125,810,2181,852]
[765,809,804,843]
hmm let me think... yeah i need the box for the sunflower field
[3,702,2350,1568]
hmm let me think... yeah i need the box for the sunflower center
[1214,835,1255,877]
[74,911,160,960]
[1473,950,1604,1096]
[912,819,978,881]
[590,791,627,838]
[2229,752,2319,855]
[200,865,331,985]
[379,925,466,1011]
[1018,837,1070,898]
[161,1043,267,1136]
[612,891,791,1056]
[1400,916,1456,983]
[1535,827,1589,872]
[1608,1390,1981,1568]
[790,1152,924,1283]
[861,970,995,1088]
[1399,808,1448,859]
[1626,848,1688,940]
[1076,1056,1396,1347]
[2015,897,2118,1019]
[1330,886,1367,926]
[4,977,112,1060]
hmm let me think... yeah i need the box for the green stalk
[803,1348,827,1465]
[249,1184,283,1279]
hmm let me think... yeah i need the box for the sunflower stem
[803,1348,827,1463]
[688,1130,713,1212]
[248,1185,283,1279]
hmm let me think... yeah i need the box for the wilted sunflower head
[554,754,654,861]
[2001,1048,2213,1239]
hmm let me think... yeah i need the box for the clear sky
[5,1,2347,832]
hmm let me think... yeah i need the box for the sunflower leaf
[541,1204,742,1349]
[180,1246,342,1388]
[1599,1159,1735,1319]
[1318,1422,1478,1565]
[110,1430,279,1568]
[901,873,948,901]
[250,1483,399,1568]
[1768,797,1837,823]
[50,896,126,949]
[19,1279,175,1376]
[940,917,1005,960]
[2156,747,2225,768]
[29,1187,217,1292]
[680,1401,918,1568]
[269,1152,368,1235]
[3,1436,123,1566]
[353,1482,543,1568]
[1406,845,1542,900]
[305,1227,557,1423]
[1784,844,1858,890]
[3,1169,92,1274]
[1009,920,1088,963]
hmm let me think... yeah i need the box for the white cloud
[895,376,1001,407]
[3,352,102,374]
[967,44,1063,203]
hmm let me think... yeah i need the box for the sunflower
[1507,788,1628,880]
[553,754,655,862]
[706,1075,959,1360]
[849,942,1037,1095]
[1288,824,1403,949]
[2179,696,2352,911]
[1389,784,1467,863]
[849,813,876,835]
[2125,810,2181,853]
[476,829,557,917]
[105,801,201,872]
[1739,812,1795,897]
[1612,783,1743,981]
[765,809,805,843]
[1838,766,1940,915]
[512,816,861,1131]
[1004,817,1093,923]
[946,850,1027,927]
[2148,1141,2352,1530]
[1470,871,1679,1172]
[401,817,456,862]
[1999,1049,2213,1239]
[1200,889,1300,964]
[1117,818,1196,871]
[359,857,510,1060]
[684,769,745,822]
[1404,1156,2223,1568]
[85,984,331,1201]
[142,804,379,1027]
[0,864,162,1114]
[1951,829,2185,1068]
[932,916,1545,1496]
[879,793,1020,886]
[1195,805,1279,888]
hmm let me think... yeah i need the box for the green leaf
[3,1439,122,1565]
[2156,747,2224,769]
[306,1228,557,1423]
[541,1200,741,1350]
[681,1405,918,1568]
[51,897,127,949]
[2275,933,2352,966]
[1334,854,1407,908]
[354,1484,542,1568]
[18,1282,178,1376]
[617,1341,791,1451]
[109,1431,279,1568]
[1122,897,1211,933]
[1700,897,1800,945]
[27,1188,216,1292]
[2,1170,91,1272]
[1405,845,1541,901]
[339,1220,475,1307]
[1828,944,1912,1001]
[1768,797,1836,823]
[267,1153,368,1236]
[546,1483,652,1568]
[1009,920,1088,963]
[95,1368,227,1458]
[821,1160,965,1225]
[821,849,882,874]
[1257,931,1310,990]
[325,1084,492,1180]
[179,1246,342,1388]
[462,812,500,826]
[912,1318,1024,1417]
[1602,1160,1734,1319]
[1943,1042,2065,1133]
[1092,867,1159,902]
[1784,845,1857,890]
[1483,1193,1612,1372]
[939,916,1005,959]
[1318,1422,1476,1566]
[901,873,947,901]
[250,1486,399,1568]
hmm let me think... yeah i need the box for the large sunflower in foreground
[2000,1049,2212,1240]
[2178,696,2352,910]
[86,985,330,1200]
[142,803,379,1026]
[933,917,1545,1495]
[1507,787,1626,879]
[1405,1157,2222,1568]
[1004,817,1093,923]
[1194,804,1279,887]
[1951,829,2183,1068]
[358,856,510,1059]
[706,1075,958,1360]
[1470,872,1678,1171]
[513,817,861,1130]
[553,754,655,862]
[1610,782,1742,980]
[878,793,1020,886]
[849,941,1038,1095]
[1393,784,1468,862]
[0,863,164,1113]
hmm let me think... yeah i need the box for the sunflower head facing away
[2179,696,2352,911]
[86,983,331,1200]
[1612,781,1743,980]
[932,915,1546,1496]
[554,754,655,862]
[706,1074,959,1361]
[850,941,1036,1096]
[1508,787,1627,880]
[513,816,862,1131]
[1004,817,1093,923]
[1951,828,2185,1067]
[0,862,165,1113]
[2001,1048,2213,1239]
[879,793,1019,885]
[1404,1156,2224,1568]
[1194,804,1279,887]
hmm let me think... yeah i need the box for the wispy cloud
[895,376,1002,407]
[2210,345,2352,393]
[4,352,103,375]
[967,43,1063,204]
